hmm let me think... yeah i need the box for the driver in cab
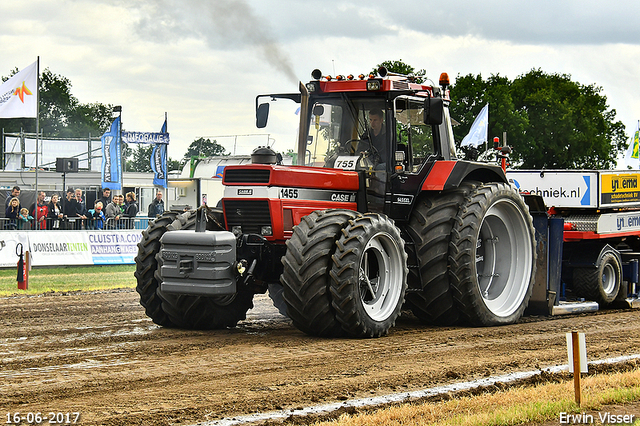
[357,108,387,169]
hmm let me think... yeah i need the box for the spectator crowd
[2,186,157,231]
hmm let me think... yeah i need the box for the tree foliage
[126,144,153,173]
[449,69,627,169]
[182,137,227,164]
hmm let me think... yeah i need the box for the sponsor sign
[88,231,143,265]
[28,232,93,266]
[121,131,170,144]
[600,171,640,207]
[507,171,597,208]
[0,232,30,268]
[0,230,142,267]
[597,211,640,234]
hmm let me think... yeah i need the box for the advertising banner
[101,116,122,190]
[28,232,93,266]
[151,118,168,188]
[600,171,640,208]
[507,171,597,208]
[122,131,169,144]
[0,230,142,267]
[0,232,30,268]
[88,231,142,265]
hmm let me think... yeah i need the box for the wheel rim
[475,198,533,317]
[358,232,404,322]
[601,262,617,295]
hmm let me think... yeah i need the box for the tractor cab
[256,67,456,215]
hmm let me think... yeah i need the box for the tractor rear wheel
[573,250,621,306]
[281,209,360,337]
[405,183,476,325]
[449,183,536,326]
[330,213,407,338]
[135,209,254,329]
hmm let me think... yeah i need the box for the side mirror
[256,103,270,128]
[424,97,443,125]
[312,104,324,117]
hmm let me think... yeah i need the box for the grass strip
[0,265,136,296]
[311,369,640,426]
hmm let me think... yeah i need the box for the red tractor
[135,67,536,337]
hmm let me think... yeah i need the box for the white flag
[0,61,38,118]
[461,103,489,148]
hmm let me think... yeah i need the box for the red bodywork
[222,164,360,242]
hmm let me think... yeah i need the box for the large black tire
[135,209,254,329]
[573,251,621,306]
[405,183,476,325]
[267,283,288,317]
[135,211,180,327]
[449,183,536,326]
[281,209,360,337]
[330,213,408,338]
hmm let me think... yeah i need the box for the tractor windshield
[305,96,388,171]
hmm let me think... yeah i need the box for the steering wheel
[340,139,371,154]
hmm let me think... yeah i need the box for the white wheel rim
[358,232,404,322]
[601,262,617,295]
[475,198,533,317]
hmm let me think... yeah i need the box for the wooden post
[572,331,582,405]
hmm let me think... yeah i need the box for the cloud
[129,0,298,84]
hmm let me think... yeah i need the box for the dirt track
[1,289,639,426]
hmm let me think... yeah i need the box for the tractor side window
[395,97,435,172]
[307,102,343,167]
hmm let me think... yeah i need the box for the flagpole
[35,56,40,206]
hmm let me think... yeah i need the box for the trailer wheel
[135,209,254,329]
[573,251,621,306]
[405,183,476,325]
[281,209,360,337]
[330,213,407,337]
[449,183,536,326]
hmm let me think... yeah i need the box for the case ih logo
[237,189,253,195]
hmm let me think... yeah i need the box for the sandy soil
[1,289,639,426]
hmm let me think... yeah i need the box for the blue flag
[461,104,489,148]
[101,116,122,190]
[151,118,168,188]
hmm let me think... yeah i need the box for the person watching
[105,196,121,229]
[148,190,165,218]
[29,191,48,230]
[47,194,64,229]
[4,186,20,212]
[124,192,138,229]
[5,197,20,229]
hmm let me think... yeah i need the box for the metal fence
[0,217,150,231]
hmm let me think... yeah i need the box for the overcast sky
[2,0,640,165]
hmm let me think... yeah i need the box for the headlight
[366,80,382,91]
[260,225,273,236]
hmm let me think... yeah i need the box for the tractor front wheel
[330,213,407,337]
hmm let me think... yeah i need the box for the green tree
[182,137,227,164]
[450,69,627,169]
[124,144,182,173]
[126,144,153,172]
[0,68,114,137]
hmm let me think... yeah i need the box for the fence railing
[1,217,150,231]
